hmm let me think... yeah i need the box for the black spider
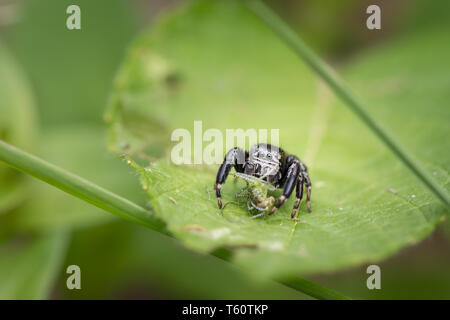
[215,143,312,218]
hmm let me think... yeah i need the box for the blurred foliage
[310,230,450,299]
[0,40,37,215]
[266,0,450,59]
[265,0,405,58]
[0,232,68,299]
[267,0,362,56]
[0,39,68,300]
[7,0,137,125]
[0,0,144,299]
[5,124,147,234]
[61,221,309,299]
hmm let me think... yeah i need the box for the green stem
[0,140,167,232]
[248,0,450,208]
[0,139,348,299]
[278,276,351,300]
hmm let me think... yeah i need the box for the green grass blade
[277,276,351,300]
[0,139,348,299]
[0,140,167,232]
[248,0,450,208]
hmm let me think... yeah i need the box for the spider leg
[215,147,247,209]
[269,160,299,215]
[304,172,312,212]
[299,162,312,212]
[291,173,304,219]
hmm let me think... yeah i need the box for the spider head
[245,144,281,182]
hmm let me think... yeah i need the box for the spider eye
[258,152,264,158]
[266,153,271,159]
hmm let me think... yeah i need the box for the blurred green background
[0,0,449,299]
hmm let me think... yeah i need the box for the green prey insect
[233,172,276,213]
[220,172,277,222]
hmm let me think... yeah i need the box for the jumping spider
[215,143,312,219]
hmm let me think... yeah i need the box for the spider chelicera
[215,143,312,219]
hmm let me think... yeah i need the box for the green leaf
[341,28,450,196]
[108,0,447,278]
[0,40,38,214]
[0,231,69,299]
